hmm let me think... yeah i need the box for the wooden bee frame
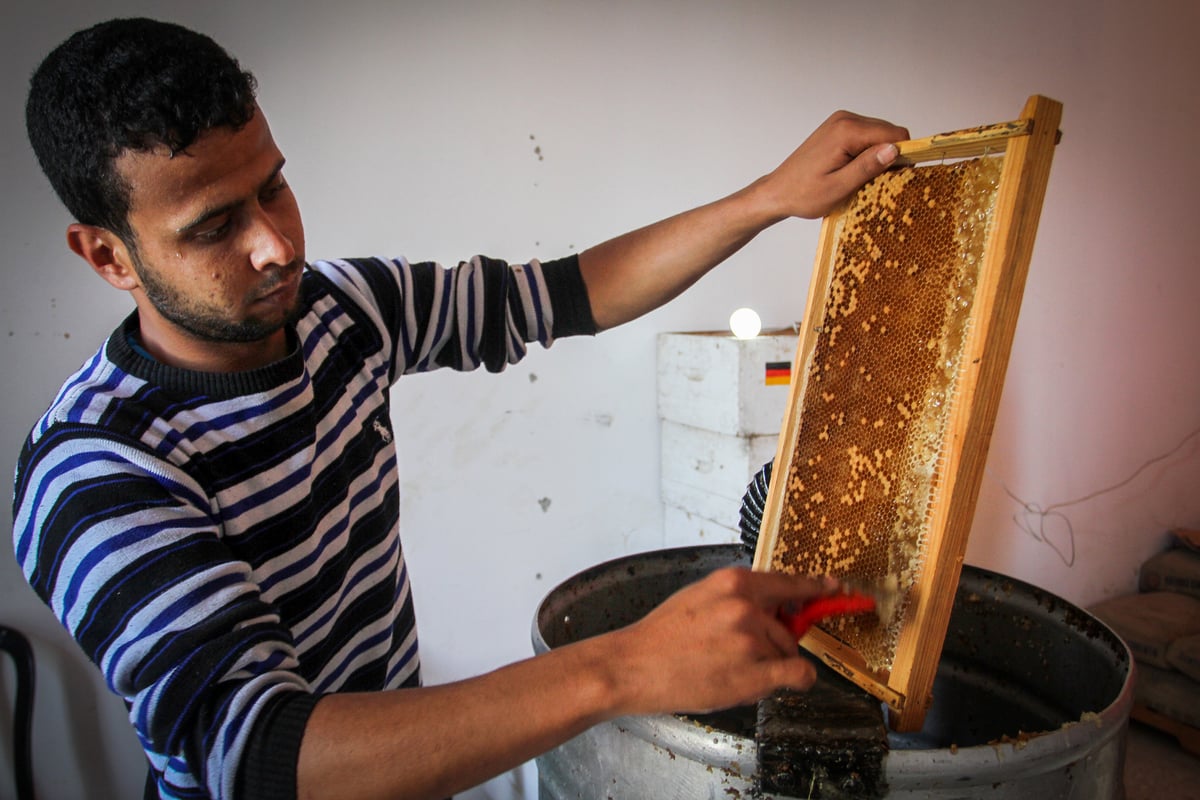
[753,95,1062,732]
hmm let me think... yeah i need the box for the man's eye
[195,219,232,242]
[263,177,289,202]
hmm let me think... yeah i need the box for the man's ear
[66,223,140,291]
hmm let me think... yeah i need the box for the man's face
[113,109,306,367]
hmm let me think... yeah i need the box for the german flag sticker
[765,361,791,386]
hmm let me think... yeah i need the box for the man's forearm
[297,633,621,800]
[578,180,775,331]
[576,111,907,331]
[295,566,836,800]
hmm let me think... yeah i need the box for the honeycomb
[772,155,1004,671]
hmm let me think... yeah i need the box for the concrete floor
[1125,720,1200,800]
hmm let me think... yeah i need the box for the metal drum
[532,545,1133,799]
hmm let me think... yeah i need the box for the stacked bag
[1090,529,1200,752]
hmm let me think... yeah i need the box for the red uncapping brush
[778,591,878,639]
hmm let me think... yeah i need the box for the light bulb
[729,307,761,339]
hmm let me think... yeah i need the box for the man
[13,16,908,800]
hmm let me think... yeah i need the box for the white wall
[2,1,1197,798]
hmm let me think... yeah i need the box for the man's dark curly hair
[26,17,258,241]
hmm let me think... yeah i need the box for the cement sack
[1167,633,1200,683]
[1090,592,1200,670]
[1140,547,1200,600]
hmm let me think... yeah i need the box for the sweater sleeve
[234,691,319,799]
[535,254,597,338]
[13,429,315,800]
[309,254,596,381]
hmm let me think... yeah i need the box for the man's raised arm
[578,111,909,331]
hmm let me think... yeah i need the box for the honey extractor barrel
[532,544,1133,799]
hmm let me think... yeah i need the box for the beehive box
[656,330,798,437]
[753,95,1062,731]
[658,329,798,546]
[660,418,779,531]
[662,505,740,548]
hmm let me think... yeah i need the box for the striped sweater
[12,255,595,800]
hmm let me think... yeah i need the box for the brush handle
[779,593,877,639]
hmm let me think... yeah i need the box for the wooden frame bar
[753,95,1062,731]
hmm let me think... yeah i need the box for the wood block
[756,660,888,798]
[1132,704,1200,757]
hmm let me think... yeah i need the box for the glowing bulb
[729,307,762,339]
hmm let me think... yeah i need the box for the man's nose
[247,207,296,271]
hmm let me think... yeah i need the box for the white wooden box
[663,504,742,548]
[659,419,777,529]
[656,330,798,437]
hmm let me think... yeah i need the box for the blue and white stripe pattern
[12,255,588,799]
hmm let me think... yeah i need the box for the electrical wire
[1000,422,1200,566]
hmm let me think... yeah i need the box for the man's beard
[131,247,303,344]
